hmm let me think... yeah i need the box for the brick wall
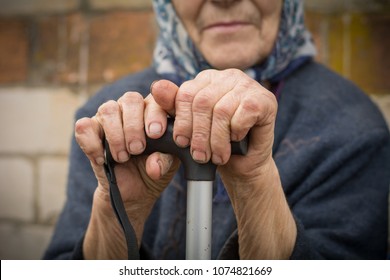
[0,0,389,259]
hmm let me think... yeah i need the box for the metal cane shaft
[186,181,213,260]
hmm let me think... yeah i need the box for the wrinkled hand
[151,69,278,192]
[75,68,295,260]
[74,92,180,259]
[75,92,180,201]
[151,69,295,259]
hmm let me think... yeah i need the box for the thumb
[145,152,177,181]
[150,80,179,117]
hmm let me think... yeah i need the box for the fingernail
[192,150,207,163]
[148,122,162,136]
[118,151,129,162]
[129,140,144,155]
[176,135,190,147]
[212,154,223,165]
[157,160,164,177]
[95,156,105,165]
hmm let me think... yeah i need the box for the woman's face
[171,0,283,70]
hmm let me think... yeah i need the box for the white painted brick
[89,0,152,10]
[38,157,68,224]
[0,0,80,16]
[0,157,34,221]
[0,87,84,155]
[0,222,54,260]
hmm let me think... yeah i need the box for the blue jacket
[44,61,390,259]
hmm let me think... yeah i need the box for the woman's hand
[151,69,297,259]
[151,69,277,186]
[74,92,180,259]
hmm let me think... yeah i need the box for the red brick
[32,14,84,85]
[88,11,156,83]
[0,19,29,84]
[88,0,152,11]
[57,13,85,85]
[31,16,61,83]
[1,0,80,16]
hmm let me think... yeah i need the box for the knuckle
[224,68,241,76]
[238,75,257,91]
[174,117,192,134]
[178,80,194,94]
[179,80,192,91]
[74,117,92,135]
[97,100,120,117]
[107,136,123,150]
[192,130,209,144]
[213,102,232,121]
[193,90,214,112]
[78,142,96,156]
[74,121,100,156]
[176,90,195,108]
[222,68,243,82]
[264,91,278,112]
[123,119,144,132]
[196,69,215,80]
[119,91,144,104]
[241,97,262,114]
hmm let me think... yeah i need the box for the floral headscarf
[152,0,316,85]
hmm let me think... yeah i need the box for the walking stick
[104,118,248,260]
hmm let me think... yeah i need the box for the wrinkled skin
[75,0,296,259]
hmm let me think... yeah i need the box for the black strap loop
[104,139,140,260]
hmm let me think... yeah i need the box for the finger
[145,152,175,180]
[189,69,239,163]
[190,83,225,163]
[174,78,210,148]
[96,100,129,163]
[75,117,105,166]
[210,93,239,165]
[230,89,277,143]
[151,79,196,147]
[150,79,178,116]
[118,92,145,155]
[144,93,168,139]
[75,117,110,189]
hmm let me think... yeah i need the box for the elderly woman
[44,0,389,259]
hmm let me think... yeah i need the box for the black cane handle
[105,118,248,181]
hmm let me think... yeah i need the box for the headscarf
[152,0,316,85]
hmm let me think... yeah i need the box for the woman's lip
[203,21,251,31]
